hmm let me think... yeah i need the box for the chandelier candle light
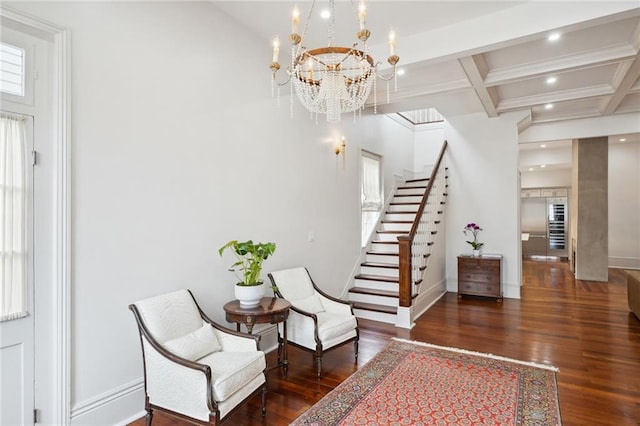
[270,0,400,122]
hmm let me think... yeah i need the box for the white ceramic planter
[473,249,481,257]
[235,282,265,307]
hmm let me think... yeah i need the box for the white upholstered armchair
[268,267,359,377]
[129,289,267,425]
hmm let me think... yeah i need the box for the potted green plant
[218,240,276,307]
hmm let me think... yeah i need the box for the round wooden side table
[223,297,291,377]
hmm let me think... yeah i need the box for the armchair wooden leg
[261,383,267,416]
[316,356,322,378]
[354,340,359,360]
[144,397,153,426]
[208,411,221,426]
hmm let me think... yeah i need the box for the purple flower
[463,222,484,250]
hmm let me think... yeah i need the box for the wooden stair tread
[366,251,399,256]
[390,202,420,205]
[348,287,399,298]
[381,220,413,224]
[405,178,429,183]
[352,302,397,315]
[354,273,399,283]
[361,262,399,269]
[377,230,408,234]
[371,240,399,245]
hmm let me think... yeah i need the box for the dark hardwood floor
[129,260,640,425]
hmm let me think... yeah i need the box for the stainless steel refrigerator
[521,196,568,258]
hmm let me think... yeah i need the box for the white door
[0,36,36,426]
[0,113,34,425]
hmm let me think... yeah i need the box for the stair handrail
[398,140,448,307]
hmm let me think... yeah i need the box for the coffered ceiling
[216,1,640,126]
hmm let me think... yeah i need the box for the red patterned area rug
[291,338,561,425]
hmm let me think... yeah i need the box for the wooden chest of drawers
[457,255,502,301]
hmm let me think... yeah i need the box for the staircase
[349,178,435,324]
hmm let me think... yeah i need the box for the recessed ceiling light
[397,68,406,76]
[320,9,330,19]
[540,144,547,148]
[541,164,546,168]
[544,103,554,110]
[619,138,627,142]
[546,76,557,85]
[528,168,534,172]
[548,33,561,42]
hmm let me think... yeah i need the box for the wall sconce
[335,136,346,169]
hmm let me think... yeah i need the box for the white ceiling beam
[532,109,603,124]
[600,55,640,115]
[485,44,637,87]
[599,21,640,116]
[368,78,470,107]
[458,55,498,117]
[497,85,613,112]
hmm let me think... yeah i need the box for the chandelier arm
[272,73,293,87]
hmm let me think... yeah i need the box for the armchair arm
[317,295,354,316]
[313,284,353,307]
[285,308,321,348]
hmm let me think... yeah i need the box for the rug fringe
[391,338,559,372]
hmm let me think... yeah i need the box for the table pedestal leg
[282,320,288,378]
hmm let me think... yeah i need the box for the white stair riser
[365,254,398,263]
[349,293,398,306]
[380,222,412,231]
[353,279,398,291]
[393,195,422,203]
[376,233,405,242]
[396,188,425,196]
[388,205,419,213]
[384,213,415,221]
[360,266,399,277]
[353,309,397,325]
[370,242,398,253]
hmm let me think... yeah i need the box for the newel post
[397,235,412,307]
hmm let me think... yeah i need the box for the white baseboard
[117,410,147,426]
[71,378,144,426]
[502,281,521,299]
[609,256,640,270]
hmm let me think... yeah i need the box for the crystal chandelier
[270,0,400,122]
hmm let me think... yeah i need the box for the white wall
[609,141,640,269]
[444,111,525,299]
[5,2,414,425]
[413,122,446,174]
